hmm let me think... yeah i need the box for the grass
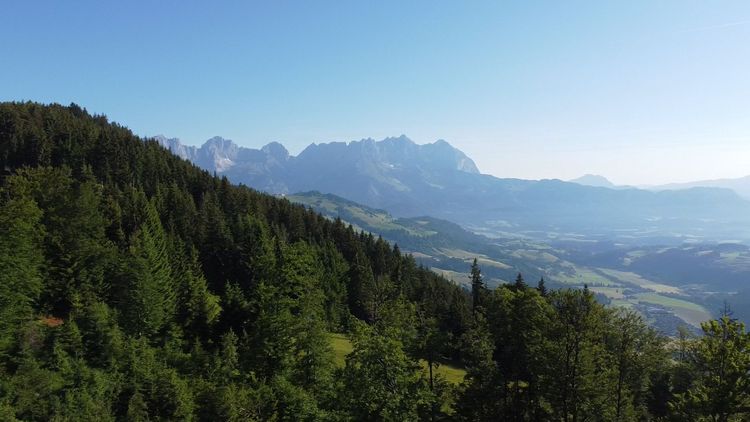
[288,193,429,237]
[439,248,482,260]
[552,266,620,287]
[431,267,505,288]
[439,248,512,269]
[589,286,626,300]
[329,333,354,367]
[609,299,635,309]
[328,333,467,384]
[511,250,559,264]
[598,269,681,294]
[633,292,712,327]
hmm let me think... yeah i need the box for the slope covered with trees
[1,102,749,421]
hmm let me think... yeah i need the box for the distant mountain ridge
[154,134,480,195]
[153,135,750,242]
[569,174,618,188]
[568,172,750,200]
[651,175,750,200]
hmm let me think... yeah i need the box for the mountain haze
[156,135,750,242]
[651,175,750,200]
[569,174,618,188]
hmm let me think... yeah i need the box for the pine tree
[126,390,149,422]
[348,249,377,322]
[537,277,548,297]
[0,196,44,355]
[455,313,501,421]
[671,316,750,421]
[513,272,527,290]
[175,245,221,342]
[123,201,176,340]
[470,258,484,312]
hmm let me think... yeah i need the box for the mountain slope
[288,191,750,333]
[0,101,476,419]
[158,135,750,243]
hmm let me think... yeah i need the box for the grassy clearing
[609,299,635,309]
[511,250,559,264]
[589,286,626,299]
[330,333,354,367]
[431,267,506,288]
[599,269,681,294]
[421,361,466,384]
[328,333,466,384]
[633,293,712,327]
[440,248,512,270]
[439,248,482,260]
[288,194,429,237]
[553,266,620,287]
[430,268,469,286]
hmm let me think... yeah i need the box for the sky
[2,1,750,185]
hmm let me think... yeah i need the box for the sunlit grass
[328,333,467,384]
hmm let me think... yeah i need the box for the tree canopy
[0,102,747,421]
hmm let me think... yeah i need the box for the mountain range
[154,135,750,242]
[651,175,750,200]
[569,173,750,200]
[569,174,620,189]
[152,133,750,330]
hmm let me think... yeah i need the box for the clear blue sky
[3,1,750,184]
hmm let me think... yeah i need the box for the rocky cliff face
[151,134,479,198]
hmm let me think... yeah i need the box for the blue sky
[2,1,750,184]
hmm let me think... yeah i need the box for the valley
[152,134,750,334]
[288,191,742,334]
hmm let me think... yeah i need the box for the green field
[430,268,470,286]
[589,286,626,299]
[552,266,620,287]
[328,333,466,384]
[439,248,512,269]
[633,293,712,327]
[598,269,681,294]
[330,333,354,367]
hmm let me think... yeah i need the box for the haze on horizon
[2,1,749,186]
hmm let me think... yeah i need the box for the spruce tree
[123,201,176,340]
[537,276,548,297]
[470,258,484,312]
[0,196,44,355]
[671,316,750,421]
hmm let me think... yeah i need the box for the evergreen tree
[348,249,377,322]
[537,276,547,297]
[122,201,176,340]
[470,258,484,312]
[671,316,750,421]
[455,314,501,421]
[175,245,221,343]
[0,102,720,420]
[0,196,44,356]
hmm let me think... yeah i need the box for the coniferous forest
[2,102,750,421]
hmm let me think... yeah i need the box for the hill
[651,175,750,200]
[0,102,746,421]
[288,191,750,334]
[0,102,473,420]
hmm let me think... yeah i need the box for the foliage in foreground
[1,102,750,421]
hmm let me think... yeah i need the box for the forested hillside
[1,102,750,421]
